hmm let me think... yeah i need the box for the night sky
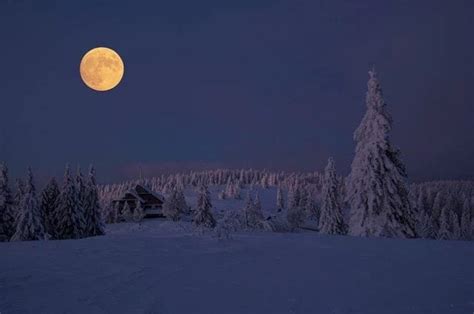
[1,0,473,183]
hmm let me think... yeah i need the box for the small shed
[112,184,165,218]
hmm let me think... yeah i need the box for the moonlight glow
[80,47,124,92]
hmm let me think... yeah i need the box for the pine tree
[347,69,416,238]
[416,189,426,214]
[276,185,285,212]
[193,184,216,228]
[254,192,262,213]
[437,205,451,240]
[243,191,254,227]
[223,177,232,198]
[75,167,87,236]
[112,202,120,223]
[41,177,60,237]
[319,158,346,235]
[450,211,461,240]
[163,189,181,221]
[13,179,25,209]
[83,166,105,236]
[175,187,190,215]
[133,200,146,222]
[305,196,319,223]
[287,182,300,210]
[105,201,120,224]
[244,191,264,229]
[56,165,86,239]
[431,192,443,224]
[460,199,471,240]
[287,204,305,229]
[11,168,46,241]
[417,210,436,239]
[121,201,133,222]
[0,162,15,240]
[298,187,309,209]
[233,182,242,199]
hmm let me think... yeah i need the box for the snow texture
[0,219,473,314]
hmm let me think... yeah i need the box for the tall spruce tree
[347,69,416,238]
[56,165,86,239]
[193,184,216,228]
[41,177,60,237]
[319,158,346,235]
[11,168,46,241]
[83,166,105,236]
[0,163,15,240]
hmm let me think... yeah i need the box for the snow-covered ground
[1,218,473,314]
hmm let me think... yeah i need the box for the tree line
[0,165,104,242]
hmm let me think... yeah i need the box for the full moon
[80,47,124,92]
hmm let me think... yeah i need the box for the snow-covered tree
[0,163,15,240]
[133,200,146,222]
[305,196,319,223]
[460,199,471,240]
[285,181,305,229]
[287,182,300,210]
[11,168,46,241]
[83,166,105,236]
[437,205,451,240]
[121,201,133,222]
[106,201,120,224]
[243,191,254,225]
[298,187,309,209]
[163,189,181,221]
[13,178,25,209]
[431,192,444,224]
[276,185,285,212]
[241,191,264,229]
[417,211,436,239]
[319,158,346,235]
[254,192,262,213]
[75,167,87,236]
[41,177,60,237]
[55,165,86,239]
[347,69,416,238]
[175,187,190,215]
[287,206,305,229]
[450,211,461,240]
[193,184,216,228]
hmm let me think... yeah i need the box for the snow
[1,218,473,314]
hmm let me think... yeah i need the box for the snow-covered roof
[113,184,164,204]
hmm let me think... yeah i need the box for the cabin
[112,184,165,218]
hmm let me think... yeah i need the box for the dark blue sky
[1,0,473,183]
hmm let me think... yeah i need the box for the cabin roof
[114,184,164,204]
